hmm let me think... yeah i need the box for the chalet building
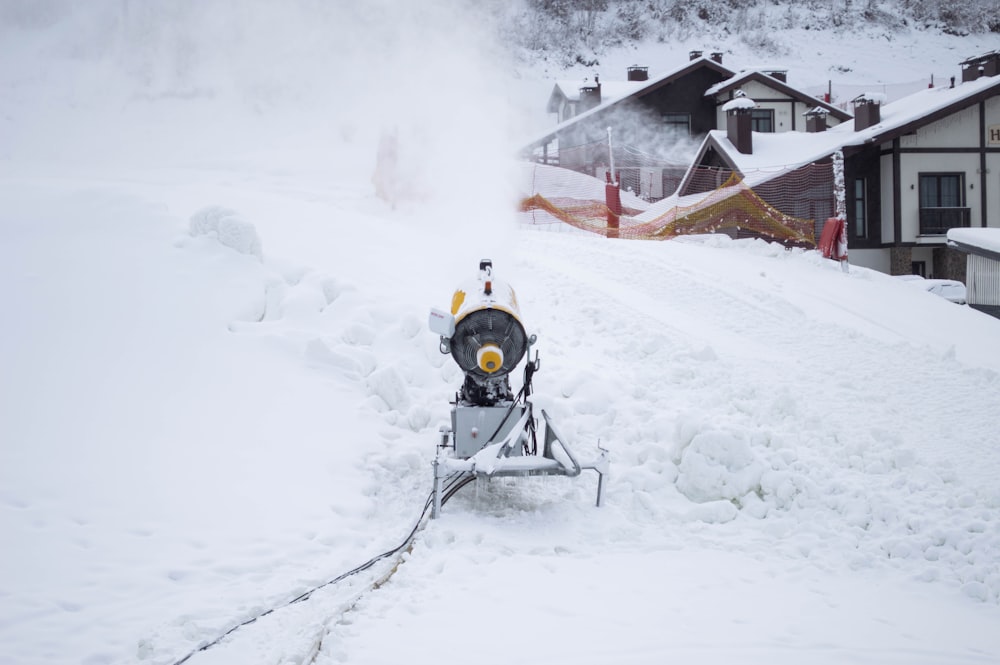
[679,51,1000,280]
[522,51,851,201]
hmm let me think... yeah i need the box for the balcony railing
[919,207,971,235]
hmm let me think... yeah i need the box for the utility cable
[169,472,469,665]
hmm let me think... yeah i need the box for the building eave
[947,239,1000,264]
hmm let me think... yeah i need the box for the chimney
[963,51,1000,81]
[985,53,1000,77]
[689,50,703,61]
[804,107,828,133]
[852,93,883,131]
[766,70,788,83]
[627,65,648,82]
[723,94,754,154]
[579,76,602,112]
[710,52,724,64]
[963,61,982,82]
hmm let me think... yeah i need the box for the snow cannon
[427,260,607,518]
[430,260,528,407]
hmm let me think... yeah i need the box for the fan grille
[451,308,527,379]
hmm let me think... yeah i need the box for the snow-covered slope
[2,4,1000,665]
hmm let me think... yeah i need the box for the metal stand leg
[431,457,443,519]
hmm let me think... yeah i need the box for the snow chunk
[722,96,756,112]
[854,92,888,105]
[365,366,410,412]
[189,206,263,259]
[279,277,328,319]
[304,338,361,377]
[962,581,991,602]
[675,430,764,504]
[684,500,739,524]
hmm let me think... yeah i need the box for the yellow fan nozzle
[476,344,504,374]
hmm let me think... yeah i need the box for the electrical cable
[169,472,470,665]
[442,475,476,504]
[484,384,526,445]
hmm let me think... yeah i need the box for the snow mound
[675,429,765,504]
[190,206,263,259]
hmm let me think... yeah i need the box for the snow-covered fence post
[833,149,849,272]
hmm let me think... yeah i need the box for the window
[918,173,969,234]
[920,173,964,208]
[751,108,774,133]
[662,112,690,135]
[853,178,867,238]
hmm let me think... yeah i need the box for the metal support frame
[431,401,608,518]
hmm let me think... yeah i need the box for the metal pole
[607,127,615,183]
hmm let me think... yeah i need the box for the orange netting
[519,171,820,246]
[518,194,645,227]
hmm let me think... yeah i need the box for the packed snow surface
[3,3,1000,665]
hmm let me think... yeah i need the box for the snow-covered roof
[948,228,1000,260]
[960,49,1000,66]
[549,79,646,105]
[699,73,1000,183]
[696,129,846,187]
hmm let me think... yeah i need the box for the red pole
[605,176,622,239]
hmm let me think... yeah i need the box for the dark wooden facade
[526,59,735,176]
[842,143,882,251]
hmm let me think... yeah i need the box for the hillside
[507,12,998,137]
[499,0,998,68]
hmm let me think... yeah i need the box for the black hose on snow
[170,473,470,665]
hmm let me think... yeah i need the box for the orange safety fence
[518,194,645,228]
[519,169,821,246]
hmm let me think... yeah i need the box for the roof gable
[707,70,852,122]
[627,57,736,102]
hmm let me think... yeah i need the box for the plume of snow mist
[0,0,525,262]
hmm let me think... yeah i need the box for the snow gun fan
[439,261,528,407]
[427,260,607,518]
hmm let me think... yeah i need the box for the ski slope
[4,150,1000,665]
[3,3,1000,664]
